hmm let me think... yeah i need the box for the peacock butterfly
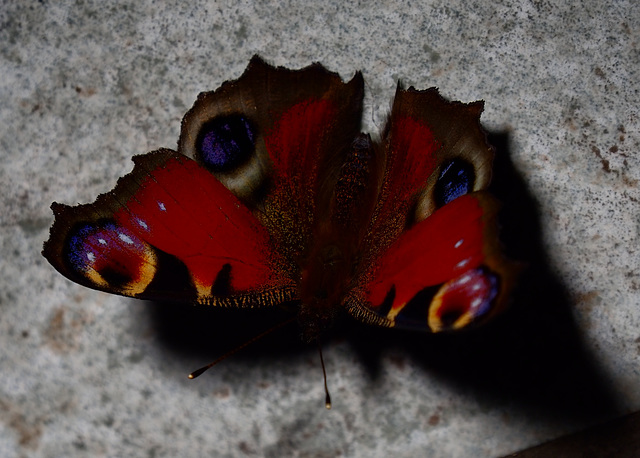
[43,56,516,387]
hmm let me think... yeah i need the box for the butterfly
[43,56,516,364]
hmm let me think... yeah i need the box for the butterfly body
[43,57,515,344]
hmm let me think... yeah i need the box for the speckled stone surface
[1,1,638,457]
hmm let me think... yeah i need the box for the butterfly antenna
[188,316,296,379]
[317,342,332,410]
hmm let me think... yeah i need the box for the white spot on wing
[87,252,96,262]
[98,238,107,245]
[137,218,149,230]
[455,239,464,249]
[158,201,166,212]
[119,233,134,245]
[471,297,483,310]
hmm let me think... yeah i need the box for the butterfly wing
[43,150,297,306]
[344,88,515,331]
[43,57,365,307]
[179,57,364,276]
[178,56,365,275]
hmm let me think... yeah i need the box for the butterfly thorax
[296,134,383,342]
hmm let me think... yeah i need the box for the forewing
[43,150,296,306]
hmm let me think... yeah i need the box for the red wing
[344,88,516,331]
[346,193,514,331]
[43,150,296,306]
[178,56,364,272]
[44,57,365,308]
[363,87,494,254]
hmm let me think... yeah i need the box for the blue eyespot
[196,114,256,172]
[64,221,156,293]
[434,158,475,207]
[66,221,118,273]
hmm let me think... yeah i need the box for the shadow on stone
[345,131,622,422]
[148,130,621,423]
